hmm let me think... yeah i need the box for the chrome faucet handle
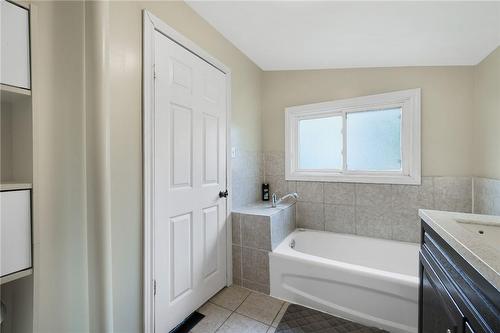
[271,193,278,207]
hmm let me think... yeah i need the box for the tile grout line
[269,301,287,328]
[232,291,283,328]
[213,289,254,332]
[233,311,273,328]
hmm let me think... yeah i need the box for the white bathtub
[270,229,419,333]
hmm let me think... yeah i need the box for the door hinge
[153,279,157,296]
[153,64,157,79]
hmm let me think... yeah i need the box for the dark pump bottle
[262,183,270,201]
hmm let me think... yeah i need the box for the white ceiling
[186,1,500,70]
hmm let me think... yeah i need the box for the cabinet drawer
[421,221,500,333]
[0,189,32,277]
[0,0,30,89]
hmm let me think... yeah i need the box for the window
[285,89,421,184]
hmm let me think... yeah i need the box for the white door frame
[142,10,233,333]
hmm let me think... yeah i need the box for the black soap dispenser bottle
[262,183,270,201]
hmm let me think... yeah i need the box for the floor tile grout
[213,288,254,333]
[204,286,285,332]
[269,301,287,328]
[233,291,275,326]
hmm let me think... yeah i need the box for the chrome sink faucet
[272,192,299,208]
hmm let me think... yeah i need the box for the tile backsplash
[232,151,498,245]
[232,203,296,294]
[473,177,500,215]
[263,151,474,243]
[232,150,263,208]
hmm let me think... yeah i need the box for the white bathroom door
[152,30,228,332]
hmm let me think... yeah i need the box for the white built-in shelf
[0,182,32,191]
[1,84,31,105]
[0,268,33,285]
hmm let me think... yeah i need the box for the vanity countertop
[419,209,500,291]
[0,182,32,191]
[232,201,295,217]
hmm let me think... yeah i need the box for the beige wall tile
[296,202,324,230]
[242,247,270,286]
[325,204,355,234]
[241,214,271,250]
[324,183,355,205]
[296,181,324,202]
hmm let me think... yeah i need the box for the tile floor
[191,285,289,333]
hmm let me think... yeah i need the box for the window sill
[286,171,421,185]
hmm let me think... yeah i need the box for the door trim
[142,10,233,333]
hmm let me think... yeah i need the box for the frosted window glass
[346,108,401,171]
[299,116,342,169]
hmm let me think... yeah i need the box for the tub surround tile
[232,150,263,208]
[232,245,242,282]
[264,151,285,177]
[283,205,296,239]
[266,175,287,197]
[233,150,262,180]
[434,176,472,213]
[233,201,292,216]
[236,292,284,325]
[296,181,324,203]
[286,181,297,193]
[324,183,355,205]
[355,205,392,239]
[392,177,434,212]
[241,279,270,295]
[259,154,477,244]
[325,204,355,234]
[209,285,250,311]
[271,208,296,249]
[232,213,241,245]
[270,210,285,249]
[296,202,325,230]
[392,209,421,243]
[233,177,262,209]
[192,302,231,333]
[242,247,270,286]
[241,214,272,251]
[232,203,295,294]
[473,177,500,216]
[267,326,276,333]
[355,183,393,207]
[233,278,242,287]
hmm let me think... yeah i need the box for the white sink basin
[456,219,500,251]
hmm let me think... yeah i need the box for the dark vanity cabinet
[419,221,499,333]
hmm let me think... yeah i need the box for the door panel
[170,105,193,188]
[170,213,193,301]
[153,30,227,332]
[203,206,219,278]
[203,114,219,185]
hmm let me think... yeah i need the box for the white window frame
[285,88,421,185]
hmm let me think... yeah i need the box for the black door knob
[219,190,228,198]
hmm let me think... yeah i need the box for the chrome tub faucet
[272,192,299,208]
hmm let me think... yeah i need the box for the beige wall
[262,67,475,176]
[30,1,89,332]
[108,1,262,331]
[473,47,500,179]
